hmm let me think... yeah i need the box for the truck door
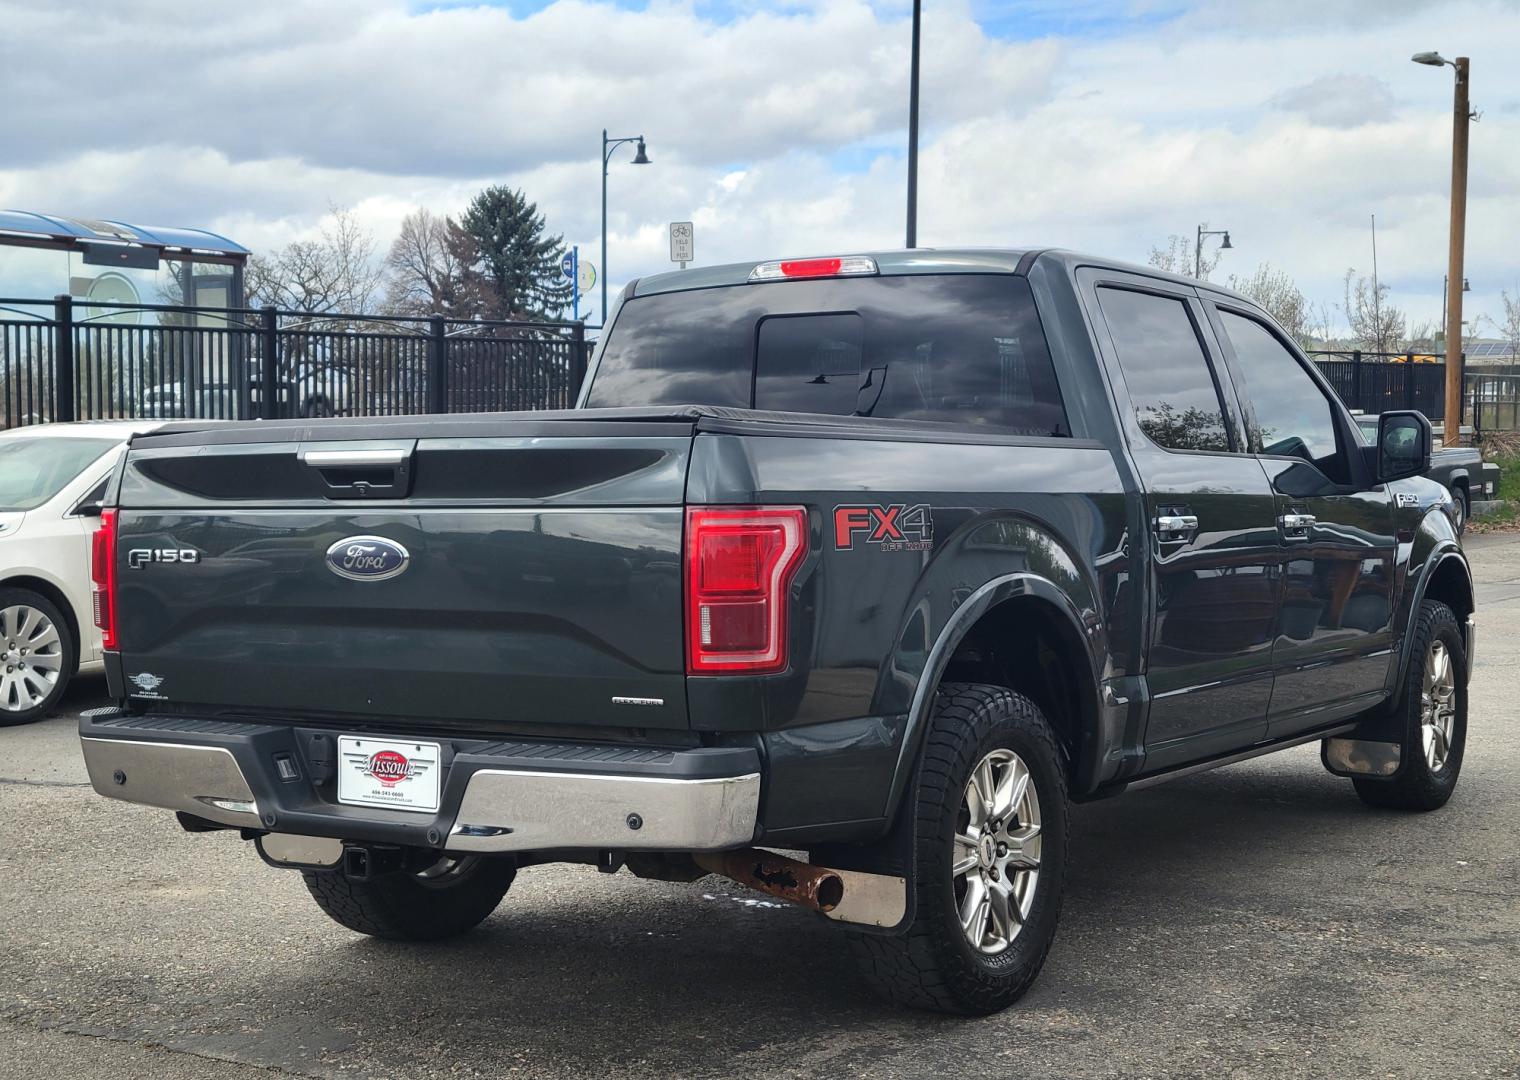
[1080,270,1280,772]
[1205,303,1397,737]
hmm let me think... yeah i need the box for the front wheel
[849,683,1069,1015]
[1450,486,1469,534]
[302,855,515,941]
[0,588,75,726]
[1353,599,1467,811]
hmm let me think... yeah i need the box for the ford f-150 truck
[80,250,1475,1015]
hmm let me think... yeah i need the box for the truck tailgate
[112,421,693,731]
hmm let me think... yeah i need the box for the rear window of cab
[586,274,1070,437]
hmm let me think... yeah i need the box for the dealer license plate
[337,736,441,813]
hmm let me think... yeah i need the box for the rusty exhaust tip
[695,849,845,913]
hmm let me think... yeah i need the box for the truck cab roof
[628,247,1258,309]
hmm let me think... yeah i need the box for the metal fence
[0,295,591,428]
[1307,350,1450,419]
[1307,350,1520,433]
[1468,371,1520,433]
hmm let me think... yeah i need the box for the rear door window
[1095,287,1233,453]
[588,275,1070,436]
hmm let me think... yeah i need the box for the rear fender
[878,512,1109,823]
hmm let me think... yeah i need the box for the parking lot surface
[3,533,1519,1079]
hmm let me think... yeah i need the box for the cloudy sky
[3,0,1518,330]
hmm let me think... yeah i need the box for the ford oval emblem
[325,535,410,582]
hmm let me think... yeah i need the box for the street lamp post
[601,129,651,326]
[1413,51,1471,444]
[906,0,921,249]
[1442,274,1471,324]
[1194,225,1232,280]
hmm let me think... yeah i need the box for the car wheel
[302,855,515,941]
[848,683,1068,1015]
[0,588,76,727]
[1450,485,1469,534]
[1353,600,1466,811]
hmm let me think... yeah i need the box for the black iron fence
[1306,350,1450,419]
[1306,349,1520,433]
[0,295,591,428]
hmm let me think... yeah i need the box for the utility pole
[905,0,921,249]
[1444,57,1471,444]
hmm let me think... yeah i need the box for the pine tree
[459,186,572,319]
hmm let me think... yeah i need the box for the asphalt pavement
[4,533,1519,1079]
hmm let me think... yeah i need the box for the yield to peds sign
[669,221,694,264]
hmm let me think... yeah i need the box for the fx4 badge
[127,548,200,568]
[833,503,934,552]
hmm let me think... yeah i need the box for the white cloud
[1,0,1519,332]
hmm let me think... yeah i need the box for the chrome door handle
[1154,514,1199,539]
[1280,512,1315,537]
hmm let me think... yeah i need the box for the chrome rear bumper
[79,716,761,855]
[81,737,262,829]
[448,768,759,853]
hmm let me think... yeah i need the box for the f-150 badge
[833,504,934,551]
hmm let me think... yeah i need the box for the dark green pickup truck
[80,250,1476,1015]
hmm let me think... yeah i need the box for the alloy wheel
[1421,639,1457,771]
[952,748,1042,954]
[0,605,64,713]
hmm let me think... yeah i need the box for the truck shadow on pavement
[251,757,1433,1074]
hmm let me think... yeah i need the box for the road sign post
[669,221,694,269]
[561,248,580,322]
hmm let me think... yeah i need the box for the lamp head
[631,138,651,165]
[1411,51,1449,67]
[1220,232,1233,250]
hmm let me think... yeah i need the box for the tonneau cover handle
[299,448,409,468]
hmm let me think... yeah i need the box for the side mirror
[73,502,103,518]
[1369,410,1431,484]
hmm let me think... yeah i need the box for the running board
[1120,722,1360,792]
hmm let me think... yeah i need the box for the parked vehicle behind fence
[80,250,1475,1015]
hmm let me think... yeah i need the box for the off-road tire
[302,856,515,941]
[0,587,76,727]
[1353,599,1467,811]
[849,683,1069,1015]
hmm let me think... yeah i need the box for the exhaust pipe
[694,848,845,913]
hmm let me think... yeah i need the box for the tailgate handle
[300,447,412,498]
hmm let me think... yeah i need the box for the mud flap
[1321,737,1402,779]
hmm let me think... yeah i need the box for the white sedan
[0,421,166,724]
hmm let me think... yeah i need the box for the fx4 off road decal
[833,503,934,552]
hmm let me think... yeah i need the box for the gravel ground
[3,533,1518,1079]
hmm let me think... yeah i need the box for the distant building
[0,210,249,319]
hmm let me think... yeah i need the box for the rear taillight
[685,507,807,674]
[91,508,118,650]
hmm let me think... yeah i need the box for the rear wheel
[302,855,515,941]
[1450,485,1469,534]
[849,683,1068,1015]
[0,588,75,727]
[1353,600,1467,811]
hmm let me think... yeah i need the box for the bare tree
[1148,226,1224,281]
[1497,290,1520,362]
[1227,264,1312,347]
[1342,268,1407,354]
[384,209,471,316]
[1402,320,1439,354]
[246,206,382,315]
